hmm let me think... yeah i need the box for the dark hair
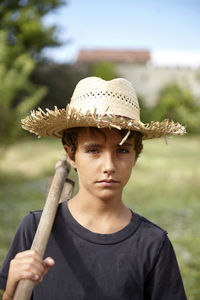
[62,127,143,161]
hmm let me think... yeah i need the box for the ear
[63,145,76,169]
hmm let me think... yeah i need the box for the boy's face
[65,128,136,202]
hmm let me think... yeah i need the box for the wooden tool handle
[13,157,70,300]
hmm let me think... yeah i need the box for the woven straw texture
[21,77,186,140]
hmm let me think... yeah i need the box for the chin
[97,190,122,202]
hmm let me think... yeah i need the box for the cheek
[76,159,102,185]
[120,157,135,179]
[125,164,133,179]
[75,156,97,175]
[121,154,135,168]
[76,163,97,186]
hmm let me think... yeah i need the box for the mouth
[96,179,119,187]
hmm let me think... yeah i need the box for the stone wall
[116,63,200,106]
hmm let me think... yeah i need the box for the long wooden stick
[13,157,71,300]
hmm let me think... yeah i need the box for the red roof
[77,49,151,63]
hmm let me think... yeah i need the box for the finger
[12,256,45,275]
[43,257,55,268]
[7,266,43,290]
[39,257,55,282]
[4,269,40,300]
[15,250,42,262]
[14,269,43,283]
[14,250,45,272]
[5,251,45,299]
[9,256,45,284]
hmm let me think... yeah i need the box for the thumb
[43,257,55,268]
[40,257,55,281]
[37,257,55,283]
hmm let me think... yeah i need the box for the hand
[3,249,55,300]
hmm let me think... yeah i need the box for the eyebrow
[81,142,134,148]
[118,142,133,147]
[82,143,103,148]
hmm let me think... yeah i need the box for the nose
[102,152,116,175]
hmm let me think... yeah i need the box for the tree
[89,62,118,80]
[153,84,200,134]
[0,0,64,62]
[0,31,47,142]
[30,61,118,111]
[0,0,65,143]
[31,63,90,110]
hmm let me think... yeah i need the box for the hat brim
[21,105,186,140]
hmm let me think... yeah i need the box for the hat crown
[21,76,186,139]
[70,77,140,120]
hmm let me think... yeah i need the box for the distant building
[77,49,151,64]
[76,49,200,106]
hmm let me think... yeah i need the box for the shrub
[152,84,200,134]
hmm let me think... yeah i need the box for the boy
[0,77,187,299]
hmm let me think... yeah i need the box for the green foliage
[31,63,90,109]
[176,236,200,298]
[90,61,118,80]
[0,0,64,61]
[152,84,200,134]
[138,95,155,124]
[30,61,118,110]
[0,31,47,143]
[195,68,200,82]
[0,0,65,143]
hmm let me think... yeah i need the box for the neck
[67,190,131,234]
[71,189,125,214]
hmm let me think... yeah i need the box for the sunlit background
[43,0,200,66]
[0,0,200,299]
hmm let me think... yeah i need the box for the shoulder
[134,212,167,237]
[134,213,167,235]
[15,209,42,231]
[29,209,43,226]
[12,210,42,245]
[20,202,65,231]
[133,212,168,259]
[25,202,65,231]
[0,211,43,269]
[132,213,174,276]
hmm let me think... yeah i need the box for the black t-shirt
[0,201,187,299]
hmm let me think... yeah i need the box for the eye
[87,148,99,154]
[116,148,129,154]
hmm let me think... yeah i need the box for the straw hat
[21,77,186,140]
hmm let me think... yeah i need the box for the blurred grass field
[0,135,200,299]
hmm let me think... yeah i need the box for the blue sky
[43,0,200,66]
